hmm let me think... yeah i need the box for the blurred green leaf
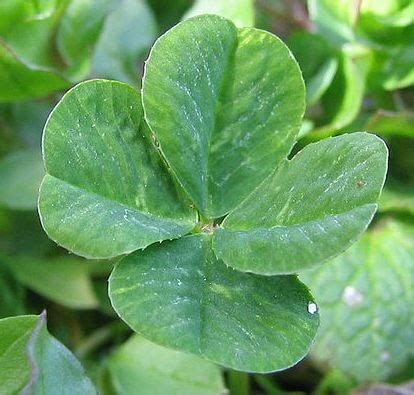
[288,32,338,105]
[57,0,112,79]
[382,45,414,90]
[7,256,98,309]
[92,0,157,85]
[183,0,254,27]
[0,261,25,318]
[0,313,96,394]
[308,0,356,46]
[147,0,193,31]
[0,43,69,102]
[300,219,414,382]
[366,110,414,138]
[108,335,225,395]
[379,184,414,215]
[109,234,319,373]
[0,149,44,210]
[320,53,365,130]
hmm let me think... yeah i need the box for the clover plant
[38,15,388,373]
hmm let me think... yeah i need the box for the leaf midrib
[43,174,193,226]
[222,202,377,232]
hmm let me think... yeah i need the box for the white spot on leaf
[308,302,318,314]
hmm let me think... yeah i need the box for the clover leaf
[38,15,388,372]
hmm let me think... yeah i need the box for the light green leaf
[320,53,365,131]
[0,149,44,210]
[142,15,305,218]
[57,0,112,78]
[39,79,197,259]
[300,219,414,382]
[109,234,319,373]
[366,110,414,138]
[108,335,226,395]
[8,256,98,309]
[0,314,96,394]
[92,0,158,85]
[288,32,338,105]
[213,133,387,275]
[308,0,356,46]
[361,0,414,27]
[183,0,254,27]
[0,0,67,69]
[382,45,414,90]
[0,43,69,102]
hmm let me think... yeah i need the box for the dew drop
[342,286,363,307]
[381,351,390,362]
[308,302,318,315]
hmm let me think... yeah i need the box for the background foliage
[0,0,413,394]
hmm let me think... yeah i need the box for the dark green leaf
[288,32,338,105]
[0,261,25,318]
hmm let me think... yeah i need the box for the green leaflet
[109,234,319,373]
[39,79,197,259]
[183,0,255,27]
[0,149,44,210]
[213,133,388,275]
[0,314,95,394]
[108,335,226,395]
[300,219,414,382]
[142,15,305,218]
